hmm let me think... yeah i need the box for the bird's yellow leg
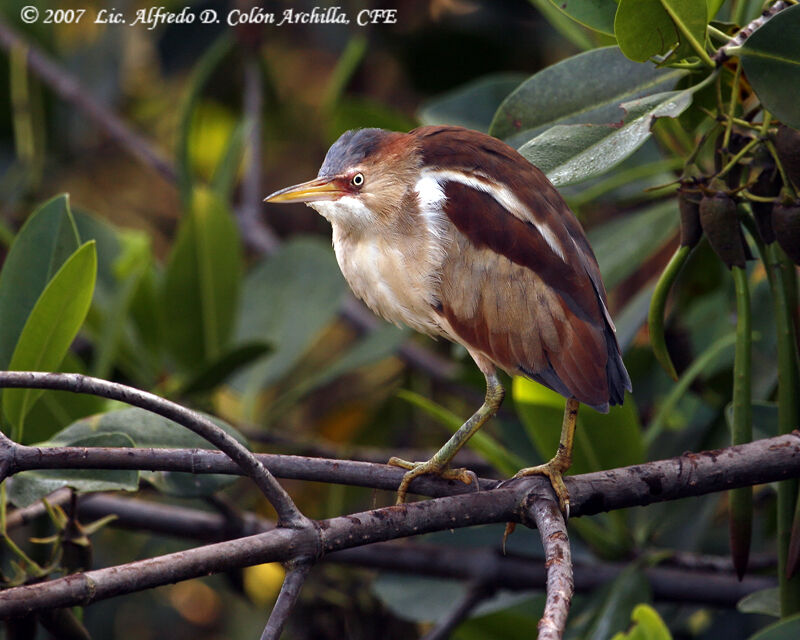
[389,372,504,504]
[511,397,579,516]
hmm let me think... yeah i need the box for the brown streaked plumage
[265,125,631,510]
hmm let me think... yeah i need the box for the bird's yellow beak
[264,177,343,204]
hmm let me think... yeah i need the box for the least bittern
[265,126,631,512]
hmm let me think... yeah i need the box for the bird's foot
[510,459,571,518]
[388,457,475,504]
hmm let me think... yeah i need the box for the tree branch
[4,430,800,618]
[260,559,313,640]
[68,494,776,607]
[522,490,572,640]
[0,371,307,528]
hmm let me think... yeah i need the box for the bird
[264,125,631,511]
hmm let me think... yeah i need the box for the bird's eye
[351,173,364,187]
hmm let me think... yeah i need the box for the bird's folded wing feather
[414,126,616,408]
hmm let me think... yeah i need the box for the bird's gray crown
[318,128,389,178]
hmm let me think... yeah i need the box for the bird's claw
[388,457,474,504]
[511,462,571,519]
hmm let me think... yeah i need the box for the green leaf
[7,432,139,508]
[162,187,243,373]
[584,565,653,640]
[616,0,708,64]
[266,324,407,424]
[589,200,680,290]
[489,46,687,145]
[176,33,234,202]
[0,194,80,370]
[418,74,526,133]
[396,389,526,476]
[738,587,781,618]
[513,378,642,475]
[231,237,347,419]
[738,4,800,129]
[3,241,97,439]
[748,614,800,640]
[211,120,248,201]
[179,341,272,396]
[328,97,417,143]
[609,604,673,640]
[520,89,695,186]
[372,574,536,624]
[53,407,249,497]
[528,0,597,50]
[548,0,617,35]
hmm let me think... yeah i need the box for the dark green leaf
[747,614,800,640]
[0,194,80,370]
[616,0,708,63]
[418,74,526,133]
[180,341,272,395]
[3,241,97,439]
[232,237,347,418]
[54,407,249,497]
[328,97,417,143]
[738,4,800,129]
[615,0,681,62]
[548,0,617,35]
[7,432,138,508]
[589,200,680,290]
[489,46,686,145]
[519,90,694,186]
[162,187,243,373]
[372,574,535,623]
[584,564,652,640]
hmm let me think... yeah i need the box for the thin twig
[522,490,572,640]
[421,581,494,640]
[0,371,307,528]
[4,439,500,497]
[260,559,313,640]
[0,19,177,183]
[713,1,789,64]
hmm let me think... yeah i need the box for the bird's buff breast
[331,228,445,338]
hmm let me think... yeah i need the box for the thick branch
[0,486,519,618]
[0,371,306,527]
[522,491,572,640]
[70,494,775,607]
[4,425,800,619]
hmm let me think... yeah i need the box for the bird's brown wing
[414,126,629,410]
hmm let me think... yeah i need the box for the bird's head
[264,128,420,235]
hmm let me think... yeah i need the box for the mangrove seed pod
[750,164,782,244]
[699,192,747,269]
[678,189,702,247]
[772,202,800,265]
[775,124,800,190]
